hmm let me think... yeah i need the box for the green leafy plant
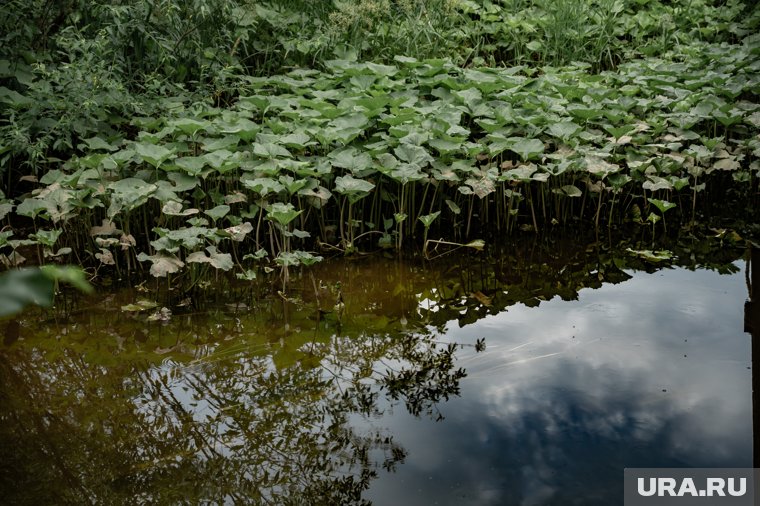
[0,266,93,317]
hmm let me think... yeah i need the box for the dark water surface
[0,236,754,505]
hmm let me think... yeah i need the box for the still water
[0,236,754,505]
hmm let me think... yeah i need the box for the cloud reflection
[366,265,752,505]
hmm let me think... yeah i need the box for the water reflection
[0,320,467,504]
[367,252,752,505]
[0,234,753,505]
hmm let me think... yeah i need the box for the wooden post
[745,248,760,468]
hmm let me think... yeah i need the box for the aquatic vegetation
[1,1,758,288]
[2,30,758,284]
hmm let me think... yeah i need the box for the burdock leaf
[134,142,175,168]
[16,198,52,219]
[445,199,461,214]
[334,175,375,198]
[222,222,253,241]
[584,156,620,178]
[39,265,93,294]
[0,269,54,316]
[204,204,230,222]
[253,142,292,159]
[647,198,676,214]
[107,178,157,218]
[394,144,433,166]
[242,177,285,197]
[560,185,582,197]
[174,156,207,176]
[0,202,13,220]
[137,252,184,277]
[90,219,121,237]
[95,248,115,265]
[418,211,441,228]
[510,138,544,161]
[30,229,61,248]
[329,148,373,173]
[170,118,209,137]
[266,202,301,226]
[642,176,673,191]
[547,121,581,140]
[186,246,233,271]
[162,201,199,216]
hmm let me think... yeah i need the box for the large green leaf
[174,156,207,176]
[0,269,54,317]
[394,144,433,166]
[136,252,185,277]
[298,184,332,208]
[334,175,375,203]
[460,174,496,199]
[40,265,93,294]
[0,202,12,221]
[204,205,230,222]
[29,229,61,247]
[201,135,240,152]
[266,202,302,226]
[329,113,369,131]
[453,88,483,109]
[280,131,312,149]
[170,118,210,137]
[510,138,544,161]
[162,201,199,216]
[584,156,620,178]
[547,121,582,140]
[186,246,233,271]
[253,142,292,159]
[391,164,425,184]
[220,222,253,242]
[218,117,259,140]
[276,250,323,267]
[642,176,673,191]
[242,177,285,197]
[107,178,157,218]
[152,226,215,252]
[0,266,92,317]
[329,148,373,173]
[278,175,308,195]
[555,185,583,197]
[134,142,175,168]
[647,198,677,214]
[202,149,237,170]
[16,198,53,219]
[502,165,538,182]
[418,211,441,228]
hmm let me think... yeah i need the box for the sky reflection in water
[365,264,752,506]
[0,245,753,505]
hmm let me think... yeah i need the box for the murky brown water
[0,234,755,505]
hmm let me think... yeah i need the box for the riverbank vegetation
[1,0,758,288]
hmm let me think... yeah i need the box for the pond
[0,233,755,505]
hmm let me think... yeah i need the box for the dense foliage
[1,0,758,285]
